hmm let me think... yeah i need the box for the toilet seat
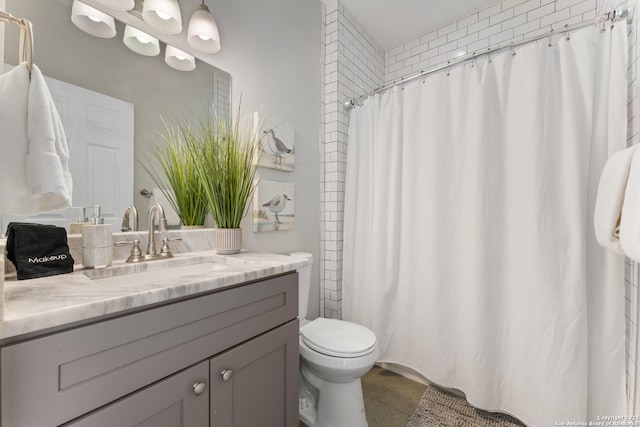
[301,318,377,358]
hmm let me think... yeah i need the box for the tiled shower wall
[384,0,597,84]
[322,0,640,408]
[321,0,384,318]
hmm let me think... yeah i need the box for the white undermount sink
[83,252,236,287]
[88,261,231,286]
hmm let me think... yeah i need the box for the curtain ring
[563,24,570,41]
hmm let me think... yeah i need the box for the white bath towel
[0,63,72,213]
[27,65,73,211]
[149,188,181,226]
[619,146,640,262]
[594,145,638,255]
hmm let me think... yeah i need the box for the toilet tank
[288,252,313,320]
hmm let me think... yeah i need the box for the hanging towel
[594,145,638,254]
[27,65,73,210]
[0,63,72,213]
[619,146,640,262]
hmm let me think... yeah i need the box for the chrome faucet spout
[147,203,168,257]
[121,205,139,232]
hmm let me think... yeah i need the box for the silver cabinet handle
[221,369,233,382]
[192,382,207,396]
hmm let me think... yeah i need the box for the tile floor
[299,366,427,427]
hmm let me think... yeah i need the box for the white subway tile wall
[322,0,639,406]
[321,0,385,319]
[384,0,597,85]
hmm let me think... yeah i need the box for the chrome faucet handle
[115,239,143,263]
[160,237,182,257]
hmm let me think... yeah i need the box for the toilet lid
[301,318,377,358]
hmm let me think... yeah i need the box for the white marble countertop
[0,251,308,342]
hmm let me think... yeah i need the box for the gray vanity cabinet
[0,272,299,427]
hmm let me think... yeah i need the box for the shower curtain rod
[343,4,631,111]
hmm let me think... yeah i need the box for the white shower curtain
[343,23,628,426]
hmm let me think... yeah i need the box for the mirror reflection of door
[3,69,134,232]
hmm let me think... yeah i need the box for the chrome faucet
[121,205,138,232]
[147,203,168,257]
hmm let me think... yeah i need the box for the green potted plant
[144,118,209,228]
[188,102,261,254]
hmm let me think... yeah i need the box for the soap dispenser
[69,206,89,234]
[82,205,113,269]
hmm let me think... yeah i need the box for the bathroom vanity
[0,250,305,427]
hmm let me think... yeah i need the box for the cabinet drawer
[64,361,209,427]
[1,272,298,427]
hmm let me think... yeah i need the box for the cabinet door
[64,361,209,427]
[210,320,299,427]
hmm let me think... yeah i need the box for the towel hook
[0,10,34,76]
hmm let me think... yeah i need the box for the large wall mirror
[2,0,231,231]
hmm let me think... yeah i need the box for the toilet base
[299,363,368,427]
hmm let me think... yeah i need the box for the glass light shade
[187,4,221,53]
[95,0,134,11]
[142,0,182,34]
[123,25,160,56]
[165,45,196,71]
[71,0,116,38]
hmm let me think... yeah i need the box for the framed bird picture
[253,180,295,232]
[253,112,295,171]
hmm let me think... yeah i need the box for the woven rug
[406,385,526,427]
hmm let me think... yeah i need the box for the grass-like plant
[187,102,261,229]
[144,118,209,227]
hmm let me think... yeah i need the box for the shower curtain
[343,23,628,425]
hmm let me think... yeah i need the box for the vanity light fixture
[142,0,182,34]
[94,0,135,11]
[123,24,160,56]
[165,45,196,71]
[71,0,117,38]
[187,0,220,53]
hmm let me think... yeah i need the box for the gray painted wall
[201,0,322,319]
[0,0,4,68]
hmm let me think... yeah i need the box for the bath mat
[406,385,526,427]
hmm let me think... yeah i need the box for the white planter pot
[215,228,242,255]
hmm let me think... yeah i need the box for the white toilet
[290,252,380,427]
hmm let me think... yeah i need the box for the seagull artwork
[262,194,291,224]
[262,128,292,167]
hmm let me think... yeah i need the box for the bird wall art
[253,180,295,232]
[253,113,296,171]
